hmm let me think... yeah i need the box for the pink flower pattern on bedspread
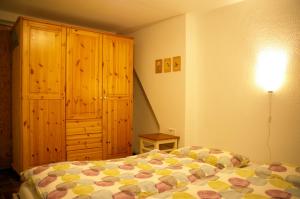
[22,148,300,199]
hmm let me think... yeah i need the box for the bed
[17,147,300,199]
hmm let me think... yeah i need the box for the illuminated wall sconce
[256,48,288,92]
[255,47,288,162]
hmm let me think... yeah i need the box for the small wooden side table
[139,133,180,153]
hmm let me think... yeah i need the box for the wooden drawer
[66,120,103,157]
[67,148,102,161]
[66,120,102,139]
[67,133,102,140]
[66,120,102,134]
[67,138,102,151]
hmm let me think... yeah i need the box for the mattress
[19,147,300,199]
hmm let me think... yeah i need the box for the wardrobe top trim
[14,16,133,40]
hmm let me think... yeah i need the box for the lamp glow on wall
[255,47,288,162]
[256,48,288,92]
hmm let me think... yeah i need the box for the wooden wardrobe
[12,17,133,173]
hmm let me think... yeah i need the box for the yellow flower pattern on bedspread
[22,148,300,199]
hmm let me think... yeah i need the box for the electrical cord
[267,91,273,163]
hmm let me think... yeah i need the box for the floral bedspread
[23,150,218,199]
[149,163,300,199]
[23,149,300,199]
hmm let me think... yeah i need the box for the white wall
[184,12,204,146]
[130,15,186,145]
[186,0,300,164]
[133,74,160,153]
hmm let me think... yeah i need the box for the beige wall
[184,12,205,146]
[0,10,18,23]
[133,74,160,154]
[187,0,300,164]
[130,15,186,145]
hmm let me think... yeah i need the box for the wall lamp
[256,47,288,162]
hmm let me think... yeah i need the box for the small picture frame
[164,58,171,73]
[155,59,163,73]
[173,56,181,72]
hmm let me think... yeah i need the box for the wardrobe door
[66,28,103,161]
[103,35,133,159]
[22,20,66,169]
[66,28,102,120]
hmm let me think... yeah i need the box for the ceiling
[0,0,243,33]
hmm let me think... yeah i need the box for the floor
[0,169,20,199]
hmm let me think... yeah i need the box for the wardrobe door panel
[105,99,131,157]
[103,35,133,159]
[24,21,65,99]
[28,100,65,166]
[66,29,102,120]
[22,20,66,170]
[103,36,132,97]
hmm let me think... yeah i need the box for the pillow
[170,146,250,169]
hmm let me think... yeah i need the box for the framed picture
[155,59,162,73]
[173,56,181,72]
[164,58,171,73]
